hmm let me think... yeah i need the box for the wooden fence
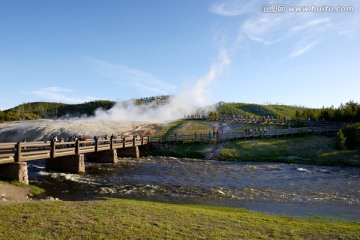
[150,123,345,144]
[189,116,341,127]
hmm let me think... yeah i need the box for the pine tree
[336,129,346,150]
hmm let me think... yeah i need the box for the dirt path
[201,121,245,159]
[0,181,33,205]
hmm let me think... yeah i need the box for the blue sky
[0,0,359,110]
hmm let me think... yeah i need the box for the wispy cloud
[290,41,318,59]
[241,14,294,45]
[31,87,95,103]
[87,58,177,95]
[209,0,258,16]
[239,13,331,48]
[291,18,331,32]
[210,0,360,59]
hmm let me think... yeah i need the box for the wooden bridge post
[95,138,99,152]
[133,136,136,147]
[141,136,144,145]
[15,142,22,162]
[75,140,80,155]
[110,136,114,150]
[123,137,126,148]
[51,140,56,159]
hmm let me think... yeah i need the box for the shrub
[342,122,360,149]
[336,129,346,150]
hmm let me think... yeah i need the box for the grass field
[155,119,186,137]
[220,136,360,166]
[0,198,359,239]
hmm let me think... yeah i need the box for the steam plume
[94,49,231,122]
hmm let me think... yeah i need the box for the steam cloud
[94,49,231,122]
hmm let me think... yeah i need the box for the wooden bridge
[0,136,150,184]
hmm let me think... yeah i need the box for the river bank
[0,198,359,239]
[146,135,360,167]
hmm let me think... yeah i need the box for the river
[28,157,360,221]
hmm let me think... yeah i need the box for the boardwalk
[150,122,345,143]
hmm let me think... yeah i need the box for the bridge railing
[54,141,76,157]
[0,136,151,164]
[0,142,17,164]
[5,141,52,162]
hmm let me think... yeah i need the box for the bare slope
[0,119,152,142]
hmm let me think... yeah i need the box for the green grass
[8,180,46,196]
[146,142,207,158]
[156,119,186,137]
[0,198,359,239]
[150,120,360,166]
[220,136,360,166]
[173,120,214,135]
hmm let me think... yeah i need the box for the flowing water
[29,157,360,221]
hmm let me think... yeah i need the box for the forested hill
[0,100,115,121]
[0,96,170,121]
[0,97,359,123]
[216,101,360,123]
[217,102,306,119]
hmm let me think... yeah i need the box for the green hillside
[217,102,310,119]
[0,96,170,122]
[56,100,116,117]
[1,100,115,121]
